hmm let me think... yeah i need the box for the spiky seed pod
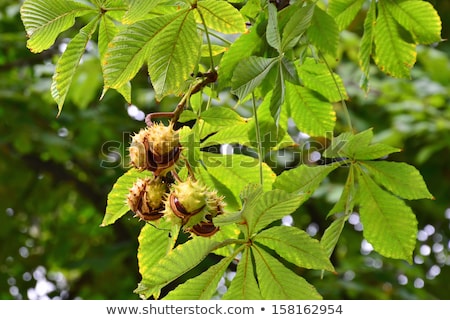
[188,192,224,236]
[129,123,181,176]
[127,177,168,221]
[163,178,224,234]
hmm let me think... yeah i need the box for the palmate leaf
[51,16,100,115]
[196,0,246,34]
[200,107,245,126]
[101,168,149,226]
[241,189,305,235]
[163,254,236,300]
[98,14,119,60]
[254,226,334,272]
[328,0,365,30]
[308,6,339,56]
[252,245,322,299]
[387,0,442,44]
[20,0,94,53]
[374,1,416,78]
[122,0,164,24]
[361,161,434,200]
[357,168,418,263]
[285,82,336,137]
[223,247,262,299]
[231,56,278,101]
[148,10,201,100]
[139,237,220,293]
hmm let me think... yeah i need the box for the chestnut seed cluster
[126,122,224,237]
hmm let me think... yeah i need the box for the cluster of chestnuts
[126,122,224,237]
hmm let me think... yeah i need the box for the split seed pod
[129,123,181,176]
[163,178,224,236]
[127,177,168,221]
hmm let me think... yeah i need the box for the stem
[208,30,232,46]
[252,93,264,187]
[320,51,353,132]
[197,9,215,70]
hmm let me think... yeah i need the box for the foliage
[3,0,446,300]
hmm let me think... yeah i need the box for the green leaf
[269,63,285,125]
[103,14,179,89]
[387,0,442,44]
[285,83,336,137]
[218,26,264,89]
[274,162,341,197]
[223,247,262,299]
[328,0,365,30]
[253,245,322,299]
[266,3,281,52]
[374,1,416,78]
[20,0,94,53]
[321,214,347,258]
[359,0,376,91]
[196,0,246,34]
[357,167,418,263]
[51,16,100,115]
[336,128,401,160]
[148,10,201,100]
[231,56,278,101]
[101,168,149,226]
[200,107,245,126]
[308,6,339,56]
[98,14,119,60]
[280,2,314,51]
[242,189,305,235]
[298,58,348,102]
[137,221,174,299]
[254,226,334,271]
[122,0,163,24]
[281,57,300,84]
[327,164,356,217]
[163,254,235,300]
[200,153,276,210]
[201,122,250,147]
[361,161,434,200]
[139,237,220,290]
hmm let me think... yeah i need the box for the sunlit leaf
[374,1,416,78]
[20,0,94,53]
[122,0,164,24]
[51,16,100,115]
[254,226,335,271]
[357,168,418,263]
[321,214,347,258]
[148,10,201,100]
[253,245,322,299]
[328,0,365,30]
[387,0,442,44]
[101,168,149,226]
[361,161,434,200]
[223,247,262,299]
[196,0,246,34]
[359,0,376,91]
[163,254,235,300]
[274,162,341,197]
[285,83,336,137]
[242,189,305,235]
[98,14,119,59]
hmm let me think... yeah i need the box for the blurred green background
[1,0,449,299]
